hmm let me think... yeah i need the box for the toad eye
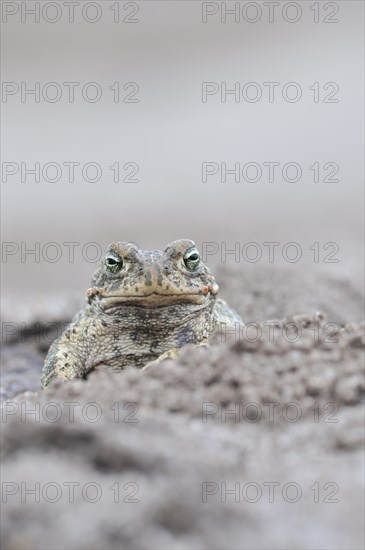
[183,247,200,271]
[105,253,123,273]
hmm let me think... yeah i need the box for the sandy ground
[1,262,364,549]
[2,2,364,547]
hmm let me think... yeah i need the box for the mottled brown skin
[42,240,243,388]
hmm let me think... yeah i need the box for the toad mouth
[87,284,219,309]
[100,292,213,309]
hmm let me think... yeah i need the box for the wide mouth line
[99,291,211,310]
[101,291,206,299]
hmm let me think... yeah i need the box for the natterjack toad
[41,240,243,388]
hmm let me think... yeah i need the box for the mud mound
[1,310,364,549]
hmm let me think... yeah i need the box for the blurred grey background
[1,0,364,298]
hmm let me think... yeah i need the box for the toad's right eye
[105,253,123,273]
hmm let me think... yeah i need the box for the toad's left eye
[183,247,200,271]
[105,253,123,273]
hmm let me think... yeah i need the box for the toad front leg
[41,314,128,388]
[213,298,244,327]
[41,321,88,388]
[142,342,209,371]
